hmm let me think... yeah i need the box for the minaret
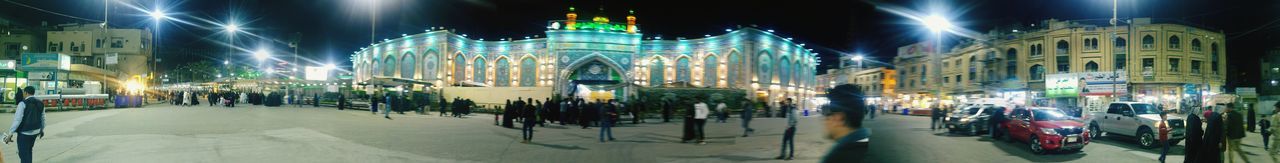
[626,10,637,33]
[566,7,578,30]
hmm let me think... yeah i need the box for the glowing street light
[922,15,952,33]
[147,10,168,21]
[224,23,240,33]
[254,48,270,61]
[851,54,864,69]
[324,63,337,70]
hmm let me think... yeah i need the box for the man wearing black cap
[820,84,869,163]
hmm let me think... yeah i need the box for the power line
[3,0,104,23]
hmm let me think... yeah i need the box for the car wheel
[969,123,980,136]
[1030,136,1045,155]
[1089,123,1102,138]
[1138,129,1156,149]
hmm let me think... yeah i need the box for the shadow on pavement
[989,136,1088,162]
[667,155,776,162]
[1089,135,1186,155]
[527,142,589,150]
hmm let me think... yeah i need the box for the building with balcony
[894,18,1226,113]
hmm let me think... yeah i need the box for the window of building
[944,77,950,83]
[1168,35,1180,50]
[969,56,977,81]
[1191,39,1202,52]
[1191,60,1202,74]
[1168,58,1180,72]
[1056,40,1069,55]
[1030,65,1044,80]
[95,39,102,48]
[1086,61,1098,72]
[1006,48,1018,80]
[1212,43,1220,74]
[1057,55,1070,73]
[1030,44,1042,56]
[955,75,961,83]
[110,38,125,48]
[1142,35,1154,50]
[48,42,58,52]
[1084,38,1099,50]
[1115,38,1127,70]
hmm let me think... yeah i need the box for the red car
[1001,107,1090,154]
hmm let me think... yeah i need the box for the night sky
[1,0,1276,88]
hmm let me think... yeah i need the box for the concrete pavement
[0,104,837,163]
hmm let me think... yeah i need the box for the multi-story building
[352,7,818,109]
[43,23,153,94]
[894,18,1226,113]
[1262,47,1280,100]
[814,57,896,108]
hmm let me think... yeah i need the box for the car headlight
[960,117,973,123]
[1040,128,1058,135]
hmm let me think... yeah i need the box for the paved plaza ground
[0,104,835,163]
[3,104,1279,163]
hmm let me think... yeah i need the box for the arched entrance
[559,54,629,102]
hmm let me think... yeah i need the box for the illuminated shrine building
[351,7,818,107]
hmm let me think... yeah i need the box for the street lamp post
[921,15,951,108]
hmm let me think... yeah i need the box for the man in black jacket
[6,86,43,163]
[989,107,1006,139]
[820,84,868,163]
[1225,104,1248,163]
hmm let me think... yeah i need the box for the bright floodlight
[148,10,168,20]
[225,23,240,33]
[224,60,230,65]
[254,49,269,61]
[852,55,864,61]
[324,63,337,70]
[922,15,952,32]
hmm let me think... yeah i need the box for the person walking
[1249,106,1257,132]
[1158,113,1171,163]
[989,106,1006,139]
[383,93,392,119]
[6,86,44,163]
[662,99,673,122]
[693,96,711,145]
[741,98,756,137]
[560,97,570,125]
[521,99,537,143]
[371,92,380,115]
[1262,116,1272,151]
[931,105,943,131]
[819,84,870,163]
[715,100,728,123]
[1226,104,1247,163]
[1201,108,1224,163]
[776,98,797,160]
[437,97,446,116]
[600,99,618,142]
[1272,104,1280,154]
[1185,112,1203,163]
[337,94,346,110]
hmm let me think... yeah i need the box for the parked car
[1086,102,1185,148]
[1003,107,1090,154]
[947,105,1001,135]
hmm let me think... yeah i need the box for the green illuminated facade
[351,9,819,107]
